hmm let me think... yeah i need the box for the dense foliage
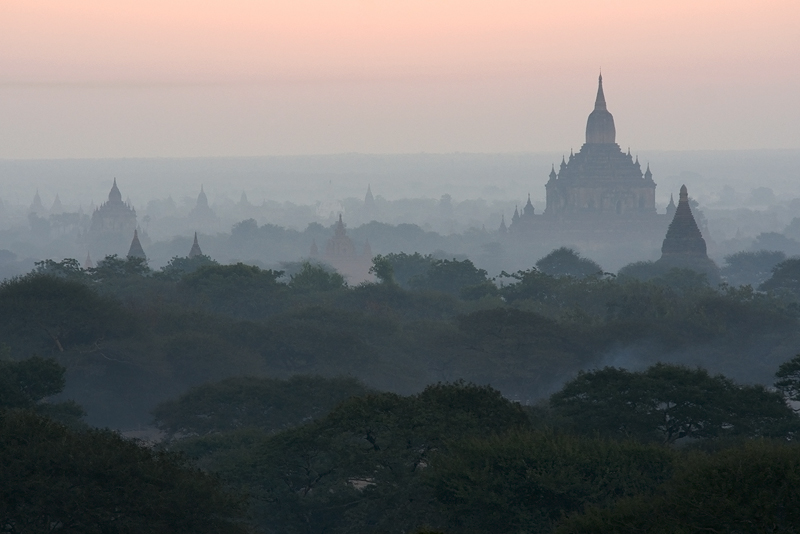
[4,245,800,532]
[556,441,800,533]
[0,250,798,429]
[550,363,800,443]
[0,410,248,534]
[153,375,372,438]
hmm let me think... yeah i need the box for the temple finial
[594,72,607,110]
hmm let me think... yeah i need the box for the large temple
[312,214,373,284]
[507,75,674,264]
[544,74,657,218]
[85,179,143,258]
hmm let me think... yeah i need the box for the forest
[3,248,800,532]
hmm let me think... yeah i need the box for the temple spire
[594,73,607,111]
[585,73,616,144]
[127,229,146,260]
[188,232,203,258]
[109,178,122,203]
[661,185,705,257]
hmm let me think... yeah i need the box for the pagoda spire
[108,178,122,203]
[594,73,607,111]
[661,185,706,257]
[499,214,508,234]
[188,232,203,258]
[127,229,146,260]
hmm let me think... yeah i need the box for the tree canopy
[536,247,603,278]
[550,363,800,444]
[0,410,248,534]
[153,375,372,439]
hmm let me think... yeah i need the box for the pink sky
[1,0,798,157]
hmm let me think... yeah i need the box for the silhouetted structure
[188,232,203,258]
[655,185,718,279]
[127,229,146,260]
[90,179,137,235]
[543,74,656,218]
[511,194,536,233]
[83,252,93,270]
[498,215,508,234]
[50,194,63,215]
[363,185,377,221]
[324,214,373,284]
[505,74,673,261]
[29,191,46,216]
[188,186,217,227]
[666,194,677,219]
[87,179,140,257]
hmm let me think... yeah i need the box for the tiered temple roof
[660,185,707,257]
[90,179,137,234]
[127,229,146,260]
[543,75,657,218]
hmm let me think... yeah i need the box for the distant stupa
[127,229,146,260]
[188,185,217,226]
[661,185,707,258]
[188,232,203,258]
[498,214,508,234]
[29,190,46,216]
[655,185,718,280]
[666,193,677,219]
[324,214,373,284]
[50,194,63,215]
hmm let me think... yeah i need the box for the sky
[0,0,798,158]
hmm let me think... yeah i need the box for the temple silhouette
[507,75,676,258]
[85,179,145,259]
[655,184,719,279]
[312,214,373,284]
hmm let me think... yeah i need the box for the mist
[4,1,800,531]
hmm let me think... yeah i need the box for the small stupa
[655,185,718,280]
[127,229,146,260]
[188,232,203,258]
[323,214,373,284]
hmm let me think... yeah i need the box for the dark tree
[0,356,84,426]
[153,375,372,438]
[536,247,603,278]
[175,382,529,534]
[431,430,674,534]
[550,363,800,444]
[90,254,151,280]
[369,254,396,285]
[760,257,800,295]
[289,262,346,292]
[0,274,130,354]
[381,252,436,289]
[157,254,219,280]
[775,353,800,404]
[410,258,490,296]
[722,249,786,287]
[556,441,800,534]
[0,410,248,534]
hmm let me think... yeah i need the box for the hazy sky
[1,0,798,158]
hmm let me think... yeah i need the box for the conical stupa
[188,232,203,258]
[661,185,707,258]
[656,185,718,280]
[127,229,146,260]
